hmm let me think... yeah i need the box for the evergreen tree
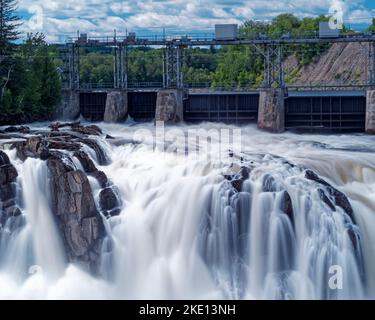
[0,0,20,56]
[39,46,62,115]
[368,19,375,32]
[0,0,20,109]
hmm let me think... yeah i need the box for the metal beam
[260,44,285,88]
[68,44,80,89]
[164,44,184,89]
[66,34,375,48]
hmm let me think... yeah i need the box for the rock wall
[54,90,80,120]
[104,90,128,123]
[47,153,104,271]
[257,89,285,133]
[155,89,184,123]
[5,124,122,272]
[0,151,21,226]
[366,90,375,134]
[284,43,370,85]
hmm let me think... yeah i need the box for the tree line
[79,14,359,89]
[0,0,61,125]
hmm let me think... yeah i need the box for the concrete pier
[366,90,375,134]
[257,88,285,133]
[104,90,128,123]
[155,89,184,124]
[55,89,80,120]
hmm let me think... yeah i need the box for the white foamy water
[0,122,374,299]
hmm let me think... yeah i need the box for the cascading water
[0,122,374,300]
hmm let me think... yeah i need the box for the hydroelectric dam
[57,27,375,134]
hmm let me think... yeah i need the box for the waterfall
[0,154,66,279]
[0,123,374,299]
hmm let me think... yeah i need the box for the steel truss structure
[62,33,375,90]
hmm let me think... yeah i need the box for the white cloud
[232,6,254,19]
[17,0,374,41]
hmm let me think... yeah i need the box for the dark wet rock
[47,139,81,152]
[262,174,282,192]
[105,134,115,140]
[81,138,108,165]
[106,208,121,218]
[346,226,365,282]
[224,166,251,192]
[99,187,120,217]
[317,188,336,211]
[3,206,22,218]
[0,152,18,186]
[91,170,108,188]
[74,151,97,173]
[2,126,30,134]
[47,152,105,272]
[347,227,359,249]
[73,151,109,188]
[12,137,50,161]
[0,152,18,187]
[71,124,102,136]
[0,150,21,225]
[305,170,355,221]
[0,133,13,140]
[0,151,10,166]
[280,190,294,226]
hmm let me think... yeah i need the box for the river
[0,122,374,299]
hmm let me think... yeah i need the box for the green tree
[368,18,375,32]
[19,35,61,119]
[0,0,20,107]
[0,0,20,56]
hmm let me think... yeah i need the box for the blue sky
[16,0,375,42]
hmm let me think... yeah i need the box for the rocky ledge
[0,123,122,272]
[0,150,22,226]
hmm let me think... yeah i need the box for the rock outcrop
[224,166,251,192]
[99,187,121,218]
[74,150,108,188]
[2,124,121,271]
[47,152,104,271]
[284,43,370,85]
[0,151,22,226]
[305,169,355,221]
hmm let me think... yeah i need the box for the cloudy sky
[16,0,375,42]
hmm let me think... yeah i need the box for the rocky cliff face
[284,43,371,85]
[0,151,21,226]
[0,123,122,273]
